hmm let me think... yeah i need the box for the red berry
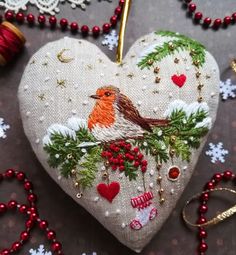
[119,165,125,171]
[5,169,15,178]
[125,144,131,150]
[47,230,56,240]
[133,161,140,167]
[28,193,37,203]
[188,3,196,12]
[81,25,89,35]
[200,193,209,201]
[224,170,233,180]
[19,204,28,213]
[113,158,119,164]
[117,154,123,160]
[16,171,25,181]
[5,11,14,22]
[106,152,112,158]
[102,23,111,33]
[198,242,208,252]
[199,204,208,213]
[51,242,62,252]
[12,242,21,251]
[20,231,29,241]
[92,26,100,36]
[194,12,202,21]
[26,219,34,228]
[70,22,79,32]
[224,16,232,25]
[39,220,48,230]
[137,154,144,160]
[60,18,68,29]
[213,18,222,28]
[119,159,124,165]
[141,160,148,166]
[232,12,236,21]
[213,173,222,182]
[110,15,118,26]
[38,15,46,25]
[199,228,207,238]
[203,17,212,26]
[112,165,117,171]
[133,147,139,153]
[49,16,57,27]
[141,166,147,173]
[16,12,25,23]
[197,216,207,225]
[0,203,7,213]
[205,181,214,190]
[101,151,107,158]
[24,181,33,190]
[8,200,17,209]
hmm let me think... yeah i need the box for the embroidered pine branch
[134,107,209,163]
[137,31,206,69]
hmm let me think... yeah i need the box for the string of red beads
[0,169,63,255]
[196,170,236,254]
[182,0,236,29]
[1,0,124,36]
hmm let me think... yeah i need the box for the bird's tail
[144,118,170,127]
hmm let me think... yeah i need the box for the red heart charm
[97,182,120,203]
[171,74,187,88]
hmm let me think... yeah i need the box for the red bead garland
[2,0,124,36]
[0,169,63,254]
[182,0,236,29]
[196,170,235,255]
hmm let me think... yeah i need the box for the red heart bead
[171,74,187,88]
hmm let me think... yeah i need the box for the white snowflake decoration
[29,245,52,255]
[205,142,229,163]
[219,79,236,100]
[0,0,90,15]
[0,117,10,139]
[102,30,119,51]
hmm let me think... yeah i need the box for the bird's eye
[104,92,111,97]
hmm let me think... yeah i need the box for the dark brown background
[0,0,236,254]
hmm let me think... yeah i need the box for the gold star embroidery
[38,93,46,101]
[57,79,66,88]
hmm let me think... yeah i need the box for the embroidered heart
[97,182,120,203]
[171,74,187,88]
[18,32,219,252]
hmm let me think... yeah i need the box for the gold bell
[147,59,154,65]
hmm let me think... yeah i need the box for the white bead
[35,138,40,144]
[116,209,121,214]
[186,66,190,71]
[149,170,154,176]
[121,223,126,229]
[101,166,106,171]
[72,110,77,115]
[94,197,99,202]
[45,102,49,107]
[44,77,50,82]
[142,75,147,80]
[183,166,187,171]
[137,186,143,192]
[149,183,154,189]
[153,107,158,113]
[82,100,88,105]
[100,73,104,77]
[24,85,28,91]
[142,86,147,91]
[169,93,173,98]
[137,101,142,106]
[170,189,175,195]
[55,154,60,158]
[26,111,31,117]
[105,211,109,217]
[39,116,45,122]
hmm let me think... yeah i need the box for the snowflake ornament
[205,142,229,163]
[102,30,119,51]
[29,245,52,255]
[219,79,236,100]
[0,117,10,139]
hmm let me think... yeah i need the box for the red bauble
[81,25,89,35]
[47,230,56,240]
[16,171,25,181]
[49,16,57,27]
[60,18,68,29]
[38,15,46,25]
[198,242,208,252]
[12,242,21,252]
[8,200,17,209]
[224,16,232,25]
[20,231,29,241]
[203,17,212,26]
[39,220,48,229]
[223,170,233,180]
[213,18,222,28]
[194,12,203,21]
[110,15,118,26]
[5,11,14,22]
[27,14,35,25]
[24,181,33,191]
[188,3,196,12]
[0,203,7,213]
[92,26,100,36]
[16,12,25,23]
[103,23,111,33]
[70,22,79,32]
[5,169,15,178]
[51,242,62,252]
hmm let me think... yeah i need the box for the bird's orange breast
[88,100,116,130]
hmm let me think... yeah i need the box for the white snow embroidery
[29,245,52,255]
[0,0,90,15]
[0,117,10,139]
[205,142,229,163]
[102,30,119,51]
[220,79,236,100]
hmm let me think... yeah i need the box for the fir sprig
[137,30,206,69]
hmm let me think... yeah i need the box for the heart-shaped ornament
[171,74,187,88]
[18,31,219,252]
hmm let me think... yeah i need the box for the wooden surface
[0,0,236,254]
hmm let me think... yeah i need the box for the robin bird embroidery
[88,85,169,142]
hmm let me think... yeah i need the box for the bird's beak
[90,95,100,99]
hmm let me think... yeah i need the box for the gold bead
[147,59,154,65]
[102,172,108,180]
[71,169,76,175]
[159,188,164,194]
[154,67,160,73]
[196,71,201,78]
[193,60,200,66]
[168,43,174,50]
[157,164,162,170]
[74,182,79,188]
[160,198,165,204]
[76,192,83,199]
[197,83,204,90]
[190,49,196,56]
[198,96,203,103]
[157,176,162,182]
[67,153,72,159]
[169,149,175,157]
[170,135,176,144]
[104,161,110,167]
[152,149,157,155]
[155,77,161,83]
[174,58,179,64]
